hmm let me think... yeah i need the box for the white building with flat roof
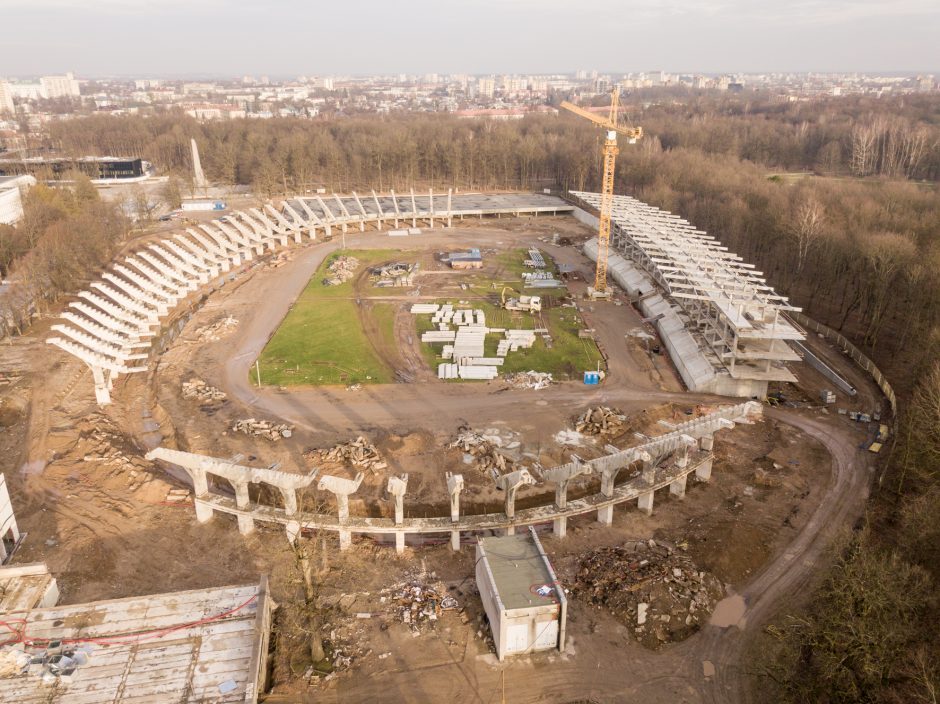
[0,81,14,115]
[40,73,80,99]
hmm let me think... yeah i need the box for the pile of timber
[448,426,516,474]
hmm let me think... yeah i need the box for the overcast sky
[2,0,938,78]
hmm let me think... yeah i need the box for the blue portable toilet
[583,371,601,385]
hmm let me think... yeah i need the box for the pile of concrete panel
[452,328,486,359]
[496,329,536,356]
[410,304,440,315]
[437,364,499,380]
[421,330,457,344]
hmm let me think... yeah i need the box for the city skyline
[2,0,938,76]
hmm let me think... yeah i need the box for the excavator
[560,89,642,299]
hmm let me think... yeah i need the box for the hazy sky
[2,0,938,77]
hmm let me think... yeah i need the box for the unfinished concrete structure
[146,403,759,550]
[0,573,274,702]
[0,563,59,612]
[47,192,573,405]
[572,191,804,398]
[0,473,21,563]
[476,527,567,660]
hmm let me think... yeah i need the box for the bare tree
[788,196,825,274]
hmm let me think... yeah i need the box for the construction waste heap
[181,378,227,405]
[231,418,294,441]
[448,426,522,475]
[304,437,387,473]
[575,406,627,436]
[572,540,723,649]
[323,256,360,286]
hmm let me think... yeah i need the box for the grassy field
[255,250,406,386]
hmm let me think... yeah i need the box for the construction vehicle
[560,89,642,299]
[500,287,541,312]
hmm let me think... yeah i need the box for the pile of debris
[181,378,227,404]
[231,418,293,441]
[77,413,150,471]
[381,577,459,634]
[323,256,360,286]
[304,436,386,472]
[195,315,238,342]
[575,406,627,436]
[571,540,723,649]
[504,371,553,390]
[448,426,518,474]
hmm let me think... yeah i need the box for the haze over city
[2,0,939,75]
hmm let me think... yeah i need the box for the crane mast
[560,90,641,298]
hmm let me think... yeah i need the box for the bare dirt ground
[0,213,878,703]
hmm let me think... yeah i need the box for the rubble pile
[78,413,149,471]
[571,540,723,649]
[195,315,238,342]
[181,378,227,404]
[323,256,360,286]
[448,426,518,474]
[575,406,627,436]
[504,371,553,390]
[305,436,387,472]
[231,418,293,441]
[381,578,459,634]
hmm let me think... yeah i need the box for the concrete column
[670,474,687,498]
[286,520,301,543]
[446,472,464,551]
[428,187,434,228]
[233,481,254,535]
[447,188,453,227]
[410,189,417,227]
[90,365,111,405]
[194,500,214,523]
[318,473,364,551]
[280,488,298,516]
[386,474,408,554]
[638,490,654,515]
[596,467,619,526]
[696,457,713,482]
[700,435,714,452]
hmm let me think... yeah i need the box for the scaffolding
[571,191,804,385]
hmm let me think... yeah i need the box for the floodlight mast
[560,89,642,296]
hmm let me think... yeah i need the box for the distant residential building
[40,72,80,99]
[0,81,14,115]
[477,77,496,98]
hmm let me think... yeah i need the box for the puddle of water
[709,594,747,628]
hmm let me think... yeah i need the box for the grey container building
[475,527,567,660]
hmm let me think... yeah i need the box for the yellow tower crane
[560,90,642,297]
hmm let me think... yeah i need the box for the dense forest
[4,93,940,700]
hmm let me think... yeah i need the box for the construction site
[0,107,892,703]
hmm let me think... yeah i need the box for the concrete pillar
[700,435,714,452]
[641,460,656,485]
[447,188,453,227]
[286,520,301,543]
[553,516,567,538]
[428,187,434,228]
[317,473,364,551]
[194,501,214,523]
[386,474,408,554]
[410,189,417,227]
[446,472,464,551]
[596,467,619,526]
[190,467,209,497]
[233,481,254,535]
[280,488,298,516]
[670,474,687,498]
[696,457,713,482]
[638,490,654,515]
